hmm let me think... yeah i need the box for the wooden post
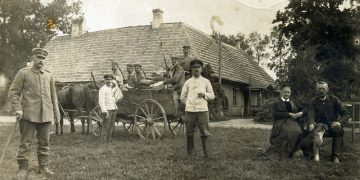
[218,32,222,90]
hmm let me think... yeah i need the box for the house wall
[222,83,245,116]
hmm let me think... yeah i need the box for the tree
[269,0,360,99]
[246,32,270,65]
[211,31,270,65]
[0,0,82,80]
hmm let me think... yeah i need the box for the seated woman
[266,85,305,159]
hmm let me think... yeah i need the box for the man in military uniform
[125,64,136,88]
[134,64,145,81]
[111,61,124,87]
[133,64,145,88]
[164,57,185,116]
[180,59,215,158]
[180,45,193,80]
[307,81,348,163]
[8,48,60,177]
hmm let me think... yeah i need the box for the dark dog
[293,123,328,161]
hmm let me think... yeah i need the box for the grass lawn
[0,124,359,180]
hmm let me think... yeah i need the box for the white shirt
[281,97,290,102]
[180,76,215,112]
[99,84,118,112]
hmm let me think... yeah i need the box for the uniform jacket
[180,76,215,112]
[307,95,348,125]
[98,84,118,112]
[8,67,60,123]
[164,65,185,93]
[126,73,136,87]
[180,56,192,73]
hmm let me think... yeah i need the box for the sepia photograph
[0,0,359,179]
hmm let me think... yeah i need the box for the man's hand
[15,110,23,120]
[331,121,341,128]
[198,93,205,98]
[309,123,315,131]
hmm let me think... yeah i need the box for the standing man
[8,48,60,177]
[164,57,185,117]
[99,74,118,143]
[307,81,348,163]
[179,45,193,80]
[180,59,215,158]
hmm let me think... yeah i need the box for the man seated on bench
[304,81,348,163]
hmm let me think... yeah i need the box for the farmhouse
[45,9,274,116]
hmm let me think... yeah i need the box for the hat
[190,59,203,67]
[126,64,134,68]
[103,74,114,80]
[134,64,142,68]
[183,45,190,49]
[171,56,180,60]
[32,48,48,57]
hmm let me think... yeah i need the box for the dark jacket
[164,65,185,93]
[307,95,348,125]
[271,98,303,121]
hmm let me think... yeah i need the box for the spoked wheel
[134,99,167,139]
[168,115,186,136]
[90,105,103,136]
[122,119,135,134]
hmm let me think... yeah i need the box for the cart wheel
[168,115,186,136]
[90,105,103,136]
[134,99,167,139]
[122,120,135,134]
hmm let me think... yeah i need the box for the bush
[253,98,277,123]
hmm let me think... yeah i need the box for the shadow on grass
[0,124,359,179]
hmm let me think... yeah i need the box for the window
[233,89,237,107]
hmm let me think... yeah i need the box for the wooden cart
[89,88,186,139]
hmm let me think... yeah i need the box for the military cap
[190,59,203,67]
[171,56,180,60]
[126,64,134,68]
[32,48,48,57]
[183,45,190,49]
[134,64,142,68]
[103,74,114,80]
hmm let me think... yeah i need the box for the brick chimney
[152,9,163,29]
[71,17,85,37]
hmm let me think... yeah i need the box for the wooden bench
[343,101,360,143]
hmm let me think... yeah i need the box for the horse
[56,83,98,135]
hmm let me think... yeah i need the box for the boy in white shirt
[99,74,118,143]
[180,59,215,158]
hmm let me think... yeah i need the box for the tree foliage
[269,0,360,99]
[0,0,82,80]
[211,32,270,65]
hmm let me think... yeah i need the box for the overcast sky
[81,0,288,35]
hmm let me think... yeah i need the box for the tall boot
[16,159,29,179]
[187,135,194,155]
[201,136,210,158]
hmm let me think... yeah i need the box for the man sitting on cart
[124,64,136,89]
[164,57,185,117]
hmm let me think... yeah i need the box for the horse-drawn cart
[90,88,186,139]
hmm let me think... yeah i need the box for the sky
[81,0,288,35]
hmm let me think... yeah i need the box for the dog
[293,123,328,161]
